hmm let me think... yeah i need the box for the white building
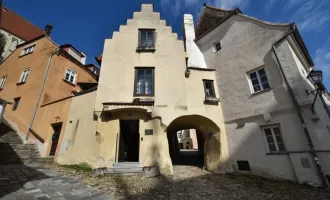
[184,4,330,187]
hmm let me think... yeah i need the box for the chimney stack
[45,24,53,37]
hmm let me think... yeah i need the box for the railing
[29,128,44,143]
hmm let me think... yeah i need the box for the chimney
[45,24,53,37]
[183,14,207,69]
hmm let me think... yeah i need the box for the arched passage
[166,115,221,170]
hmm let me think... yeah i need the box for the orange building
[0,30,98,157]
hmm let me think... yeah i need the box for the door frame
[49,122,63,156]
[117,120,140,163]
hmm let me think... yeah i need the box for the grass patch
[60,163,93,172]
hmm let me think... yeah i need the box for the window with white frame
[248,68,270,93]
[262,125,286,152]
[19,68,30,83]
[213,41,222,52]
[21,44,36,56]
[64,68,77,84]
[0,75,7,89]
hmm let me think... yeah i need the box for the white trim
[247,66,270,93]
[21,43,36,56]
[0,75,7,89]
[261,125,286,153]
[18,68,30,83]
[64,67,77,84]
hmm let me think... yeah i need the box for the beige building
[177,129,198,149]
[58,4,230,173]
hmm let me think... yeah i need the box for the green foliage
[60,162,93,172]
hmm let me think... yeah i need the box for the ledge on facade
[18,52,33,58]
[63,79,76,86]
[136,46,156,53]
[16,81,26,85]
[187,67,216,72]
[266,151,288,155]
[204,97,220,105]
[249,88,273,98]
[29,128,44,143]
[103,101,154,107]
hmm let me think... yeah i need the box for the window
[237,161,251,171]
[138,29,155,48]
[248,68,270,93]
[64,68,77,84]
[203,80,216,98]
[21,44,35,56]
[214,41,221,52]
[12,97,20,111]
[19,68,30,83]
[262,125,286,152]
[0,75,7,89]
[134,68,154,96]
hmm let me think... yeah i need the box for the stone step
[113,162,141,168]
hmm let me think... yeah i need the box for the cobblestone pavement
[0,163,110,200]
[47,165,330,200]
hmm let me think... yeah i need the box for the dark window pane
[204,81,215,97]
[262,82,270,89]
[258,69,266,76]
[136,70,145,94]
[70,75,74,83]
[253,85,261,92]
[260,75,268,82]
[251,78,259,85]
[278,143,286,151]
[273,128,281,135]
[145,70,153,94]
[268,144,277,151]
[275,135,284,143]
[249,72,257,79]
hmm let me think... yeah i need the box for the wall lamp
[306,70,326,113]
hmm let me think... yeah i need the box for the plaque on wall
[145,129,153,135]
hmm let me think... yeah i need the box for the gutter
[272,25,329,187]
[25,48,60,143]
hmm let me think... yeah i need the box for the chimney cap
[203,3,207,6]
[45,24,53,36]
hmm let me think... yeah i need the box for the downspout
[25,48,60,142]
[319,89,330,120]
[272,24,329,187]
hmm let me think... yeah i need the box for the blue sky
[5,0,330,87]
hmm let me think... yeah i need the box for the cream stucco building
[58,4,230,173]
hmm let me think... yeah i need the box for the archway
[166,115,221,170]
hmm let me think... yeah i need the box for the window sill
[250,88,273,96]
[266,151,288,155]
[19,52,33,58]
[204,97,219,105]
[136,47,156,52]
[63,79,76,86]
[16,82,26,85]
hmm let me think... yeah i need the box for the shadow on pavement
[0,123,49,198]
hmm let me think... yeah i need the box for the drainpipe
[319,90,330,120]
[25,48,60,142]
[272,25,329,187]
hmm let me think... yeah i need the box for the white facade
[185,12,330,186]
[0,29,25,62]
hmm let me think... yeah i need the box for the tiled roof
[195,5,241,39]
[0,6,43,41]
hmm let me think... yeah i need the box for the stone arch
[166,115,221,171]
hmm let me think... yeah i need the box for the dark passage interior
[49,123,62,156]
[118,120,140,162]
[168,129,204,167]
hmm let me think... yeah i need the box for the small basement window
[237,161,251,171]
[213,41,222,52]
[12,97,21,111]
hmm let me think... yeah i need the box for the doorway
[49,123,62,156]
[118,120,140,162]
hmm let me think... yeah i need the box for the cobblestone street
[0,163,110,200]
[41,164,330,200]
